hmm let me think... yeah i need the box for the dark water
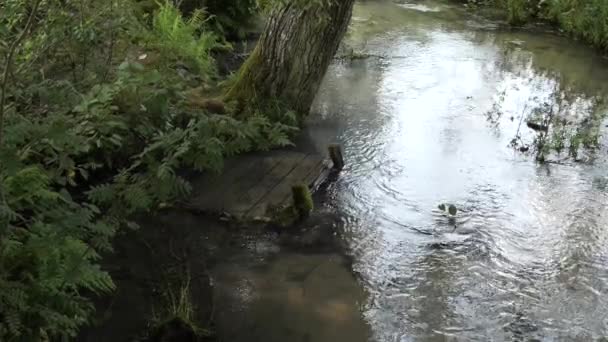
[306,1,608,340]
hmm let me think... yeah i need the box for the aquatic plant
[438,203,458,216]
[149,272,213,342]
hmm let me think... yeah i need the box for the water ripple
[312,0,608,340]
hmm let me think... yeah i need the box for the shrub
[179,0,260,39]
[147,2,219,76]
[469,0,608,51]
[0,166,116,340]
[0,0,294,339]
[545,0,608,51]
[505,0,531,25]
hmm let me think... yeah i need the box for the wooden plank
[186,148,332,220]
[188,155,259,212]
[246,154,324,218]
[216,153,287,213]
[305,160,332,191]
[234,153,307,217]
[228,153,306,216]
[275,158,330,206]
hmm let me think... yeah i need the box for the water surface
[309,0,608,340]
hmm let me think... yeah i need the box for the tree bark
[225,0,355,117]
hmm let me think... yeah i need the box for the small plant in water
[438,203,458,216]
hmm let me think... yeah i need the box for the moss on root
[223,46,264,115]
[292,184,313,219]
[270,205,299,228]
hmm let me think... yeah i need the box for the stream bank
[78,135,371,342]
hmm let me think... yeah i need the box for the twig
[514,103,528,139]
[0,0,42,146]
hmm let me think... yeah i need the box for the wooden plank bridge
[186,146,343,220]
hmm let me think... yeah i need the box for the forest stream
[308,0,608,340]
[84,1,608,341]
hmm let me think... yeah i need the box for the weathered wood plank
[188,155,259,212]
[186,149,332,220]
[305,159,333,191]
[213,154,285,212]
[228,153,306,216]
[246,154,324,218]
[274,158,331,207]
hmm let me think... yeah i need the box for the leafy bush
[0,0,293,339]
[0,166,116,340]
[467,0,608,51]
[179,0,260,39]
[147,3,218,75]
[505,0,531,25]
[542,0,608,51]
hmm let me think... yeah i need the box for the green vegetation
[493,84,605,163]
[542,0,608,51]
[265,185,314,228]
[291,184,314,219]
[463,0,608,162]
[148,272,212,342]
[535,95,603,162]
[0,0,293,339]
[464,0,608,52]
[178,0,260,38]
[504,0,530,25]
[438,203,458,216]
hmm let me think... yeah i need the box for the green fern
[1,0,294,339]
[147,1,220,76]
[1,166,117,340]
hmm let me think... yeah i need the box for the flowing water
[79,2,608,341]
[305,0,608,340]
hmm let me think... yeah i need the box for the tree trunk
[225,0,355,117]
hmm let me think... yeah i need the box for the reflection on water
[311,0,608,340]
[213,249,370,342]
